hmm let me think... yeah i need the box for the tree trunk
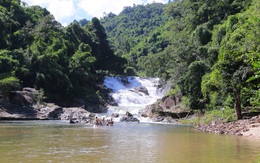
[234,90,242,120]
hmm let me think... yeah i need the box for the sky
[22,0,169,26]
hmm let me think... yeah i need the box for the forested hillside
[100,3,169,75]
[101,0,260,119]
[0,0,259,119]
[0,0,126,104]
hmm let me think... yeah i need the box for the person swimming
[93,117,114,126]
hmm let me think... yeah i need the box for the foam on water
[104,76,166,122]
[104,76,163,106]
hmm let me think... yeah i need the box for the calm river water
[0,121,259,163]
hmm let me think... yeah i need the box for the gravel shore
[196,115,260,138]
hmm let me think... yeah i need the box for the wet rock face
[60,107,94,123]
[120,116,140,123]
[8,88,39,106]
[111,113,119,118]
[161,95,182,109]
[47,107,63,120]
[120,111,140,123]
[85,102,108,113]
[131,86,149,96]
[139,94,192,123]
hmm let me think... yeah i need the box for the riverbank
[1,98,260,139]
[196,115,260,139]
[0,99,94,122]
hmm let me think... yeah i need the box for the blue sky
[23,0,169,26]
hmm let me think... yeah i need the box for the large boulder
[140,94,193,122]
[132,86,149,96]
[120,116,140,123]
[161,94,181,109]
[86,103,108,113]
[120,111,140,123]
[60,107,93,123]
[47,107,63,120]
[112,113,119,118]
[8,88,39,106]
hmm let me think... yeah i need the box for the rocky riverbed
[0,99,95,122]
[1,100,260,139]
[1,88,260,139]
[196,115,260,138]
[0,87,108,122]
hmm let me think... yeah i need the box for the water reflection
[0,121,259,163]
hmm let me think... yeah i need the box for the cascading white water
[104,76,166,122]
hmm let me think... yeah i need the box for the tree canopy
[101,0,259,119]
[0,0,126,103]
[0,0,259,118]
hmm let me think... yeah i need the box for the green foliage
[181,108,236,125]
[0,1,126,103]
[178,61,209,109]
[36,88,45,108]
[180,96,191,110]
[201,108,236,124]
[101,0,258,120]
[101,3,168,72]
[0,50,18,73]
[166,86,180,96]
[201,69,229,110]
[124,66,136,76]
[0,72,20,99]
[0,0,258,114]
[224,95,234,109]
[89,17,126,74]
[202,0,259,118]
[191,24,212,46]
[250,89,260,107]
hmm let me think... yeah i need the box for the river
[0,121,259,163]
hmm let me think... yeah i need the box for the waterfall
[104,76,166,122]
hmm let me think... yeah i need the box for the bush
[0,74,20,99]
[125,66,136,76]
[200,107,236,124]
[180,107,236,125]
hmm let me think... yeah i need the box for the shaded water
[0,121,259,163]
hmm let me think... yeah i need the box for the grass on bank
[179,107,236,125]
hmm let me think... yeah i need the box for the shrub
[0,74,20,99]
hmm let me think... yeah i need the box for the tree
[178,61,209,110]
[89,17,126,73]
[0,50,18,73]
[69,43,96,96]
[202,0,259,119]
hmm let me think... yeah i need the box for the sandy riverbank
[241,118,260,138]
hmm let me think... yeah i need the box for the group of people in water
[94,117,114,126]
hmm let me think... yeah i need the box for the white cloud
[77,0,144,19]
[22,0,169,25]
[23,0,76,26]
[48,0,75,20]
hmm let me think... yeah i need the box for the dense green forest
[101,0,260,119]
[0,0,126,104]
[0,0,259,119]
[100,3,169,75]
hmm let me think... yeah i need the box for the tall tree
[202,0,260,119]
